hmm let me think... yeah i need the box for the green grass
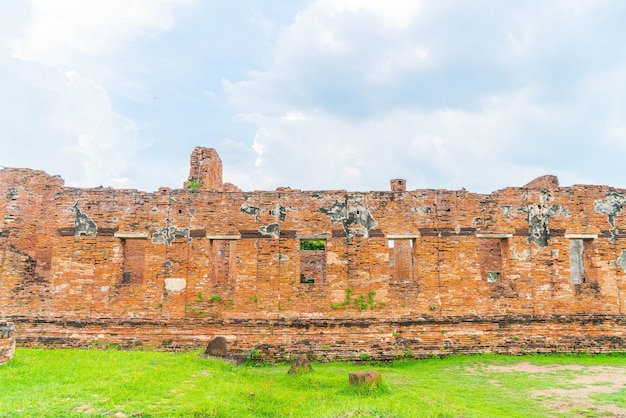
[1,349,626,417]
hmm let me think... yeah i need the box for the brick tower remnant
[185,147,223,191]
[390,179,406,192]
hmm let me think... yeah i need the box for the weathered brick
[1,150,626,359]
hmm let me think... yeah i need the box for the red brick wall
[2,152,626,358]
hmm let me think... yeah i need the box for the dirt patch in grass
[479,362,626,417]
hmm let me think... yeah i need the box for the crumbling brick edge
[7,315,626,361]
[0,320,16,365]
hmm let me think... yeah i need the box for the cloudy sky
[1,1,625,193]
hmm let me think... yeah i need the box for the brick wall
[1,149,626,358]
[0,321,15,364]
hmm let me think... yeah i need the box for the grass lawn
[1,349,625,417]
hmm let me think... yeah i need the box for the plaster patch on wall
[270,203,296,221]
[68,203,97,236]
[501,206,515,220]
[594,192,626,241]
[164,278,186,291]
[100,286,109,292]
[240,203,261,222]
[55,283,67,291]
[510,246,530,261]
[523,190,570,248]
[319,195,377,241]
[6,187,18,201]
[412,206,432,215]
[152,225,190,245]
[259,223,280,238]
[615,250,626,270]
[327,252,344,265]
[273,253,289,261]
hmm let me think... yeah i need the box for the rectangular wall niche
[300,239,326,284]
[388,239,414,283]
[477,235,510,283]
[211,239,237,284]
[122,238,146,284]
[570,239,585,284]
[566,235,597,285]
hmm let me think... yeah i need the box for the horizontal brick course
[1,152,626,358]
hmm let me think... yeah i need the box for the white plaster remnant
[327,252,343,265]
[100,286,109,292]
[55,284,67,291]
[615,250,626,270]
[165,278,187,291]
[510,246,530,261]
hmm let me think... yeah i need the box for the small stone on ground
[288,354,312,375]
[349,370,382,387]
[204,336,228,357]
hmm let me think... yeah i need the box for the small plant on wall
[331,289,382,311]
[186,179,201,191]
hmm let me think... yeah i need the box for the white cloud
[221,0,626,192]
[320,0,421,28]
[3,0,626,195]
[235,90,558,193]
[0,0,193,190]
[10,0,191,69]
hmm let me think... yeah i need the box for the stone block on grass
[349,370,381,387]
[288,354,312,375]
[204,336,228,357]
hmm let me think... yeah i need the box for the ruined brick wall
[2,148,626,358]
[0,321,15,364]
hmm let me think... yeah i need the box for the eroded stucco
[319,194,378,241]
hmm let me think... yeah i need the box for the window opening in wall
[570,239,585,284]
[300,239,326,284]
[478,237,507,283]
[388,239,414,283]
[121,238,146,285]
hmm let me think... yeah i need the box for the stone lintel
[476,233,513,239]
[114,233,148,239]
[297,234,329,240]
[564,234,598,239]
[386,234,419,239]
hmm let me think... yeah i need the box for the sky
[1,1,626,194]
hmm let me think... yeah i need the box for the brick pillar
[0,321,15,365]
[390,179,406,192]
[185,147,223,191]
